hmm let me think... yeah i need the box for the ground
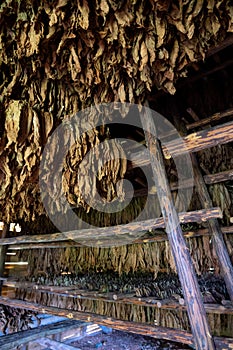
[71,329,192,350]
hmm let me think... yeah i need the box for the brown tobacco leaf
[5,100,23,146]
[0,0,232,222]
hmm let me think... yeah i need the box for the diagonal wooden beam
[140,105,215,350]
[191,155,233,302]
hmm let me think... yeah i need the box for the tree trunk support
[140,105,215,350]
[191,154,233,302]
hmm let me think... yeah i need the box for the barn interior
[0,1,233,349]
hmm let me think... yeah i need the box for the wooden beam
[0,297,193,346]
[4,225,232,249]
[6,280,233,315]
[30,337,80,350]
[130,120,233,168]
[204,169,233,185]
[205,35,233,58]
[191,154,233,303]
[0,319,86,350]
[187,107,233,130]
[125,167,233,199]
[0,208,222,247]
[0,297,232,349]
[180,59,233,90]
[140,105,215,350]
[0,224,9,295]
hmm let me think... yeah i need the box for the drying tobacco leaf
[0,0,232,223]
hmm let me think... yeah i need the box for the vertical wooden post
[140,106,215,350]
[191,154,233,302]
[0,223,9,295]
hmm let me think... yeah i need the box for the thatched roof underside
[0,0,233,223]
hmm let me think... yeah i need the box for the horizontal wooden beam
[125,167,233,199]
[205,35,233,58]
[130,121,233,168]
[204,169,233,185]
[186,108,233,130]
[6,225,233,250]
[0,208,222,246]
[0,319,86,350]
[6,280,233,315]
[0,297,232,349]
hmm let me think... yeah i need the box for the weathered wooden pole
[2,224,232,249]
[140,106,215,350]
[0,223,9,295]
[1,297,233,349]
[191,154,233,302]
[187,107,233,130]
[0,208,222,246]
[131,120,233,168]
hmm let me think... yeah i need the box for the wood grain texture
[131,121,233,168]
[191,154,233,303]
[0,297,232,349]
[0,319,85,350]
[140,106,215,350]
[187,108,233,130]
[4,280,233,315]
[0,208,222,246]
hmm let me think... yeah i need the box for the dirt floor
[71,329,192,350]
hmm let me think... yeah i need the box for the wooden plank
[130,120,233,168]
[204,169,233,185]
[140,106,215,350]
[0,297,233,349]
[6,225,233,250]
[126,167,233,199]
[191,154,233,302]
[7,280,233,315]
[0,208,222,247]
[0,296,195,346]
[126,166,233,199]
[187,107,233,130]
[0,319,86,350]
[30,337,80,350]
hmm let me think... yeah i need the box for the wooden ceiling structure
[0,1,233,349]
